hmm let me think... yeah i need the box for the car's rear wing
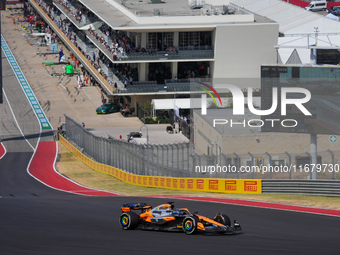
[121,203,152,212]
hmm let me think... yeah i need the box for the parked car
[327,6,340,13]
[121,107,135,117]
[96,103,120,114]
[127,132,142,142]
[331,6,340,16]
[305,1,327,12]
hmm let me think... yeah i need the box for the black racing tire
[214,213,231,226]
[182,216,199,235]
[119,212,139,230]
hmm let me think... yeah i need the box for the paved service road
[1,39,339,255]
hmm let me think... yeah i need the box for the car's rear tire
[214,213,231,226]
[182,216,198,235]
[119,212,139,230]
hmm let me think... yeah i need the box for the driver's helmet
[159,206,172,216]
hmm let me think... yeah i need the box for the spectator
[114,82,118,93]
[101,92,104,103]
[84,75,89,85]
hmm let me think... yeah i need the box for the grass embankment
[56,143,340,210]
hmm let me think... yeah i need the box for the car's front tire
[119,212,139,230]
[182,216,199,235]
[214,213,231,226]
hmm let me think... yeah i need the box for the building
[28,0,278,109]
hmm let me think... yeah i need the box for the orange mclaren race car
[119,202,242,235]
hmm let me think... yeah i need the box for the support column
[310,48,317,65]
[172,62,178,79]
[311,133,317,179]
[139,62,147,81]
[141,32,147,49]
[173,31,179,48]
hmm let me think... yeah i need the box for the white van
[305,1,327,11]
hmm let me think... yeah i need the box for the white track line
[3,89,35,151]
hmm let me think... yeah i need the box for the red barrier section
[28,141,119,196]
[150,195,340,217]
[282,0,309,8]
[0,143,5,159]
[283,0,340,9]
[327,2,340,8]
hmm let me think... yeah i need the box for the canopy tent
[151,98,201,117]
[150,97,259,117]
[326,13,339,22]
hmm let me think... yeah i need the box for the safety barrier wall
[29,0,114,95]
[262,180,340,197]
[58,134,262,194]
[282,0,308,8]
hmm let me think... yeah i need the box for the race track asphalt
[1,36,340,255]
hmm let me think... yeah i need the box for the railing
[85,28,214,62]
[120,50,214,61]
[178,45,213,51]
[52,15,123,88]
[29,0,114,95]
[117,78,210,94]
[53,0,97,28]
[118,83,192,94]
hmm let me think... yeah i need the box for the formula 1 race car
[119,202,242,235]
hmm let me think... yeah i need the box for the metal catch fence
[64,115,194,177]
[63,115,340,180]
